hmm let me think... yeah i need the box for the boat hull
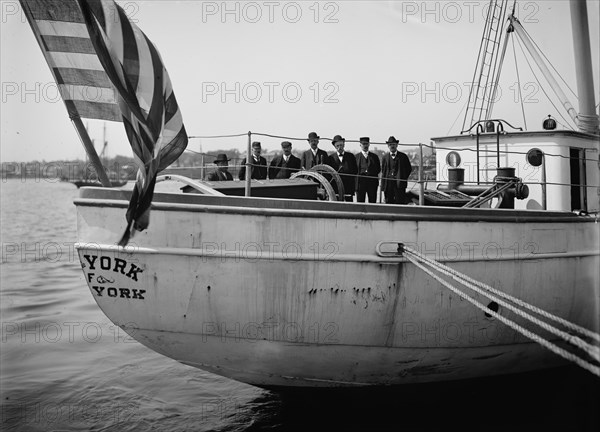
[75,188,600,387]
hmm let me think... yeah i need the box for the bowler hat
[214,153,230,163]
[386,136,399,144]
[252,141,261,148]
[281,141,292,148]
[308,132,320,140]
[332,135,345,145]
[360,137,370,143]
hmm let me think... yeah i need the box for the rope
[252,132,422,149]
[251,132,315,142]
[403,246,600,352]
[188,133,248,139]
[401,246,600,377]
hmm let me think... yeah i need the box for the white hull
[75,188,599,387]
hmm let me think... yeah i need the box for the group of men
[206,132,413,204]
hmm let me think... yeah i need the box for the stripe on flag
[20,0,121,122]
[77,0,188,246]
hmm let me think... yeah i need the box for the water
[1,179,598,431]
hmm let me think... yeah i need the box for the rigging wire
[512,35,528,130]
[462,0,497,131]
[177,131,600,189]
[514,36,578,130]
[446,98,471,136]
[186,131,598,164]
[481,1,504,119]
[203,132,598,163]
[485,1,510,119]
[520,24,579,101]
[188,133,249,139]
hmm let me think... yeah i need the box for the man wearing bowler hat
[206,153,233,181]
[381,136,413,204]
[269,141,302,179]
[301,132,328,169]
[239,141,268,180]
[355,137,381,203]
[326,134,358,202]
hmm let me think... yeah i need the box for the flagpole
[72,117,112,186]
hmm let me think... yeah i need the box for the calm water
[1,179,598,432]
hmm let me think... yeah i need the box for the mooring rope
[403,246,600,345]
[401,245,600,377]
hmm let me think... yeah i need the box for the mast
[569,0,599,134]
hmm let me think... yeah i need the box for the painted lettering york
[83,255,144,281]
[91,286,146,300]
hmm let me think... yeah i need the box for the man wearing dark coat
[301,132,328,169]
[354,137,381,203]
[239,141,268,180]
[326,134,358,202]
[269,141,302,179]
[381,136,413,204]
[206,153,233,181]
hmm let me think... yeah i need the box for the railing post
[200,151,205,180]
[419,143,425,206]
[496,121,504,168]
[245,131,252,197]
[476,123,483,185]
[541,154,547,210]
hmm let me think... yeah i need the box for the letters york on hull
[81,254,146,301]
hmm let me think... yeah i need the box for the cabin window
[569,148,587,211]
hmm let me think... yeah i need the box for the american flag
[21,0,188,245]
[20,0,121,121]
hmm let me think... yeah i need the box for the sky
[1,0,599,162]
